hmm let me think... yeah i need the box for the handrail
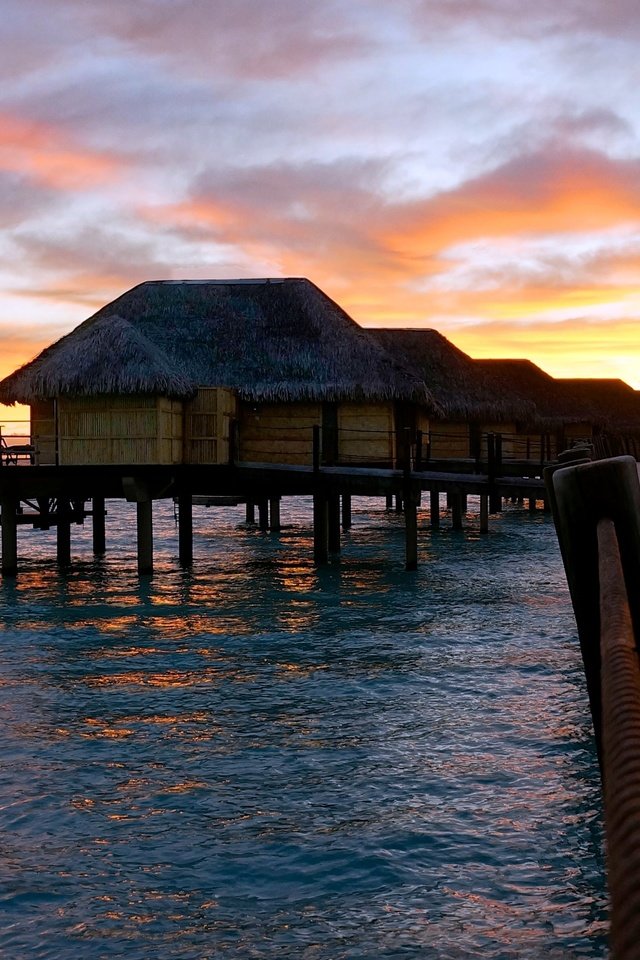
[545,456,640,959]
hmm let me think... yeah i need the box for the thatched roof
[2,314,195,401]
[556,378,640,435]
[475,359,597,429]
[368,328,534,421]
[0,278,437,407]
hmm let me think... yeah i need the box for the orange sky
[0,0,638,436]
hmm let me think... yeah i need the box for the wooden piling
[313,491,329,564]
[341,493,352,532]
[258,499,269,531]
[479,494,489,534]
[328,492,341,553]
[451,491,463,531]
[178,493,193,567]
[1,496,18,577]
[269,497,281,532]
[430,488,440,529]
[56,500,71,566]
[404,485,418,571]
[245,502,255,524]
[136,499,153,575]
[92,495,106,555]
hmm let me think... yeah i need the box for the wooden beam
[136,499,153,575]
[341,493,352,532]
[56,500,71,566]
[313,491,329,564]
[178,493,193,567]
[92,495,106,554]
[405,486,418,571]
[430,488,440,529]
[479,494,489,534]
[1,497,18,577]
[328,492,341,553]
[269,497,281,532]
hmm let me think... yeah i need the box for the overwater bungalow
[368,328,533,461]
[556,378,640,457]
[0,278,437,468]
[475,359,595,460]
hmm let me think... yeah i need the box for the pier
[0,430,548,577]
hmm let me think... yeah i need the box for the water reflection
[0,497,607,958]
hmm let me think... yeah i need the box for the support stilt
[136,499,153,575]
[92,495,106,555]
[328,492,341,553]
[258,500,269,531]
[57,501,71,566]
[245,502,255,524]
[451,491,464,530]
[178,493,193,567]
[269,497,281,532]
[313,491,329,564]
[341,493,352,532]
[479,494,489,534]
[405,488,418,571]
[430,488,440,529]
[1,497,18,577]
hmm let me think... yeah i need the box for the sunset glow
[0,0,638,432]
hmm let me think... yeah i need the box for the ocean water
[0,496,608,959]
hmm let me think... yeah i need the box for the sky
[1,0,640,432]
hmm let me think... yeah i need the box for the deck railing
[546,455,640,959]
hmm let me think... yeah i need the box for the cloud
[0,113,124,190]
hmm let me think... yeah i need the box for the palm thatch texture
[0,279,438,409]
[368,328,534,422]
[475,359,596,430]
[556,378,640,437]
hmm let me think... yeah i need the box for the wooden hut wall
[337,402,396,466]
[478,422,519,460]
[30,399,56,465]
[429,421,470,459]
[184,388,237,465]
[238,401,321,466]
[57,395,183,465]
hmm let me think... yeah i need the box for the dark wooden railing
[545,455,640,959]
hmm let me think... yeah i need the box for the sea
[0,495,608,959]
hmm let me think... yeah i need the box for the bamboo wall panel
[30,400,56,465]
[184,388,237,464]
[338,403,395,465]
[429,421,470,459]
[57,395,183,465]
[239,402,321,465]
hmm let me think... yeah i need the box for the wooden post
[404,484,418,571]
[451,491,463,530]
[395,494,403,513]
[545,455,640,764]
[328,492,341,553]
[460,493,468,513]
[430,488,440,529]
[341,493,352,532]
[1,496,18,577]
[56,500,71,566]
[269,497,281,532]
[385,494,393,510]
[313,491,329,564]
[92,495,106,555]
[258,499,269,531]
[136,499,153,575]
[415,430,423,471]
[245,502,255,524]
[528,496,537,513]
[479,494,489,534]
[313,424,321,472]
[178,493,193,567]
